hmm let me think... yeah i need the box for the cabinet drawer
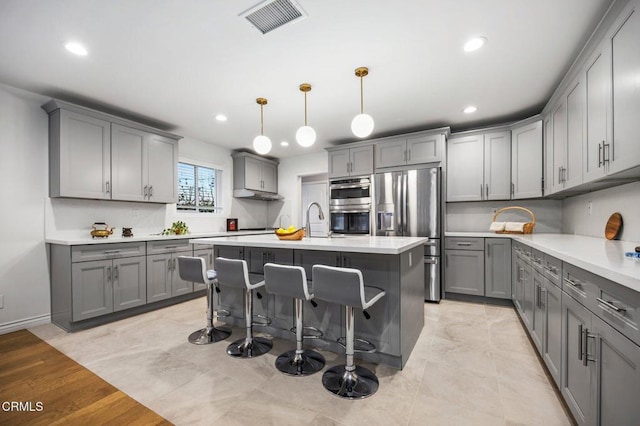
[72,242,146,262]
[445,237,484,251]
[595,278,640,347]
[542,254,562,287]
[562,263,598,309]
[513,242,532,260]
[147,239,192,254]
[530,248,545,272]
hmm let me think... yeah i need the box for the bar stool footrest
[337,337,376,353]
[215,309,230,319]
[289,326,324,339]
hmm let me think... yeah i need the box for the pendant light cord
[260,104,264,135]
[360,75,364,114]
[304,91,308,126]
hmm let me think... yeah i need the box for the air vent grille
[240,0,307,34]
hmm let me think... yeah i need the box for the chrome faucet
[305,202,325,238]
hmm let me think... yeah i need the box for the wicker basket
[275,228,305,240]
[492,206,536,234]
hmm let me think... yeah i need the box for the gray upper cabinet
[375,133,444,169]
[609,1,640,175]
[511,120,543,199]
[232,152,278,193]
[43,99,181,203]
[447,130,510,202]
[48,109,111,199]
[111,124,179,203]
[584,40,610,183]
[327,145,374,178]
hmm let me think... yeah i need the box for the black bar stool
[177,256,231,344]
[215,257,273,358]
[312,264,386,399]
[263,263,325,376]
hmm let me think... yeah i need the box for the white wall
[0,84,51,332]
[272,151,329,228]
[446,199,563,233]
[562,181,640,242]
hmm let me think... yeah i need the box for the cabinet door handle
[105,181,110,194]
[168,260,172,271]
[144,185,148,198]
[113,265,119,281]
[106,266,112,281]
[480,184,484,200]
[407,149,411,161]
[578,324,584,362]
[598,142,603,167]
[596,297,626,313]
[511,182,515,197]
[173,258,177,270]
[149,185,153,198]
[485,184,489,198]
[582,327,589,367]
[403,150,407,162]
[603,142,610,164]
[457,242,472,246]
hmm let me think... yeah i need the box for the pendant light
[295,83,316,147]
[351,66,374,138]
[253,97,272,155]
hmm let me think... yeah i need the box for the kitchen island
[190,234,427,369]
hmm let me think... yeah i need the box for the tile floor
[29,299,572,425]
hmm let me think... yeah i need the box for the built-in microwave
[329,177,371,234]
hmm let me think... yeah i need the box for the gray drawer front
[595,277,640,346]
[542,254,562,287]
[513,242,532,260]
[562,263,598,311]
[147,239,192,254]
[72,242,146,262]
[530,248,544,272]
[445,237,484,251]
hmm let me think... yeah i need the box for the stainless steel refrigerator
[374,167,442,302]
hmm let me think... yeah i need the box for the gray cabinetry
[511,120,543,199]
[375,132,444,168]
[446,130,511,201]
[68,242,146,322]
[327,145,374,178]
[146,240,193,303]
[543,276,562,387]
[47,108,111,199]
[444,238,484,296]
[43,100,181,203]
[484,238,511,299]
[232,152,278,194]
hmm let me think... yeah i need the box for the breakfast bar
[190,234,427,369]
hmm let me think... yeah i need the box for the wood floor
[0,330,171,426]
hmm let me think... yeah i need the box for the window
[177,162,223,213]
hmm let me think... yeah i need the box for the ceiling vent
[239,0,307,35]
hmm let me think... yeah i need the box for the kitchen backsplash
[446,199,563,234]
[562,181,640,243]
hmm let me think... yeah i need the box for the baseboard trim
[0,314,51,335]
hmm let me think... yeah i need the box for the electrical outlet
[587,201,593,215]
[0,294,4,309]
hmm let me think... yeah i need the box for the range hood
[233,189,284,201]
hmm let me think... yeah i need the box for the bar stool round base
[188,326,232,345]
[226,337,272,358]
[322,365,379,399]
[275,349,325,376]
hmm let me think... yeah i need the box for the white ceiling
[0,0,615,158]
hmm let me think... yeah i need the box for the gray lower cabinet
[485,238,511,299]
[530,266,546,352]
[542,277,562,387]
[71,260,114,321]
[444,249,484,296]
[146,240,193,303]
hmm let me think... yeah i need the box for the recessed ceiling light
[280,141,289,147]
[215,114,227,122]
[463,105,478,114]
[64,41,88,56]
[464,37,487,52]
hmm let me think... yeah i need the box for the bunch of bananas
[276,225,298,235]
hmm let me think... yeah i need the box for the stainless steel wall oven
[329,177,371,235]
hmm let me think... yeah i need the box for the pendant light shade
[351,67,374,138]
[253,98,272,155]
[296,83,316,147]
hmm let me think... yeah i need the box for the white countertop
[46,230,274,245]
[446,232,640,293]
[190,234,428,255]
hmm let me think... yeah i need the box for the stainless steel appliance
[374,167,442,301]
[329,177,371,235]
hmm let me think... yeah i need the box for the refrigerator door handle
[401,172,407,236]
